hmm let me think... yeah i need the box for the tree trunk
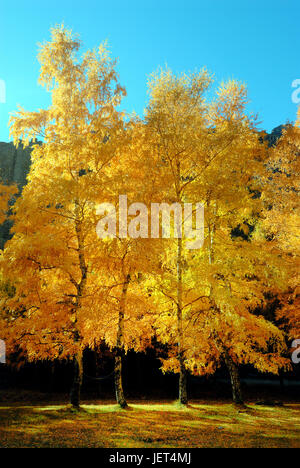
[70,349,83,408]
[114,273,130,409]
[224,351,244,405]
[69,200,88,409]
[178,352,188,405]
[114,353,127,409]
[177,236,188,405]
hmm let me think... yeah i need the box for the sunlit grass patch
[0,400,299,448]
[80,403,129,413]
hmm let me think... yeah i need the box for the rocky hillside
[0,142,32,247]
[0,142,31,187]
[264,125,287,147]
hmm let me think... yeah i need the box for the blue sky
[0,0,299,142]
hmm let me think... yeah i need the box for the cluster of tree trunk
[67,349,246,409]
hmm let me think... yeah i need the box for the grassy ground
[0,400,299,448]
